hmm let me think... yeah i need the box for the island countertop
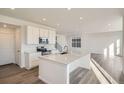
[39,53,82,65]
[91,53,124,84]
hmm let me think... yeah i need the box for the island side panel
[69,54,91,73]
[39,59,69,84]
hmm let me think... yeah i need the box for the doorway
[0,23,21,67]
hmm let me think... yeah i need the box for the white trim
[90,60,109,84]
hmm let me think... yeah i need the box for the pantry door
[0,28,15,65]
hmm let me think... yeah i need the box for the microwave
[39,37,48,44]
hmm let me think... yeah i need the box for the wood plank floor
[70,67,100,84]
[0,64,100,84]
[0,64,45,84]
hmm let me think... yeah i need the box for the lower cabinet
[25,52,41,70]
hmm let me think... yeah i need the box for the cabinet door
[32,27,39,44]
[39,28,43,37]
[44,29,49,38]
[39,28,48,38]
[49,30,56,44]
[27,26,39,44]
[27,26,34,44]
[25,52,41,69]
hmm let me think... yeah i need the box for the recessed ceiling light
[3,24,7,28]
[10,8,15,10]
[108,24,111,26]
[57,24,60,26]
[42,18,46,21]
[67,8,71,11]
[80,17,83,20]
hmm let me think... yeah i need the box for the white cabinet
[26,26,33,44]
[26,26,39,44]
[39,28,49,38]
[26,26,56,45]
[40,28,56,44]
[49,30,56,44]
[25,52,41,70]
[33,27,39,44]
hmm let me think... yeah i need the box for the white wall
[69,54,90,73]
[67,31,122,56]
[67,34,88,55]
[122,16,124,56]
[85,31,122,56]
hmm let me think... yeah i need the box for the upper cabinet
[39,28,49,38]
[26,26,39,44]
[33,27,39,44]
[26,26,56,45]
[49,30,56,44]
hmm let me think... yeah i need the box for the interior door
[0,29,15,65]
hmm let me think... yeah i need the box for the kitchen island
[38,53,90,84]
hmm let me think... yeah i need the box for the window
[104,48,108,56]
[109,43,114,57]
[116,39,121,55]
[72,37,81,48]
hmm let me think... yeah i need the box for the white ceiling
[0,8,123,35]
[0,22,19,29]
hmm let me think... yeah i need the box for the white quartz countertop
[24,51,39,54]
[39,53,82,65]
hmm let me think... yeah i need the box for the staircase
[70,67,100,84]
[55,42,63,52]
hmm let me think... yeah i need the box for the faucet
[63,45,68,53]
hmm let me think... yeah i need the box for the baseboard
[0,63,15,67]
[38,76,48,84]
